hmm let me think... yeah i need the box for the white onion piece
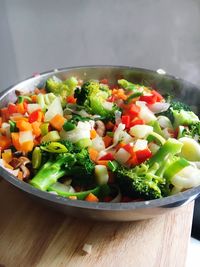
[157,116,173,129]
[19,131,33,144]
[138,105,157,123]
[114,148,131,164]
[60,122,91,143]
[115,111,122,125]
[179,137,200,161]
[148,102,170,114]
[189,161,200,169]
[92,135,105,151]
[102,101,114,111]
[134,139,148,151]
[148,143,160,155]
[129,125,153,139]
[44,97,63,122]
[136,101,146,107]
[119,131,134,144]
[27,104,41,114]
[162,128,171,139]
[113,123,125,144]
[171,166,200,189]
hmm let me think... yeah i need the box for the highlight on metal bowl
[1,75,200,203]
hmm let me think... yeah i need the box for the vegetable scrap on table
[0,76,200,202]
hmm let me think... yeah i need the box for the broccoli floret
[159,100,191,123]
[30,141,95,191]
[115,138,184,200]
[74,80,119,120]
[181,122,200,142]
[46,76,78,104]
[172,109,199,128]
[116,164,166,199]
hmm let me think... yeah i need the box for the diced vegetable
[95,165,109,185]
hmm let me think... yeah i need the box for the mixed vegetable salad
[1,75,200,203]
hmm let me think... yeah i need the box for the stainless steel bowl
[1,66,200,221]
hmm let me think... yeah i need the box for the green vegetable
[9,120,17,133]
[147,132,166,145]
[63,121,76,131]
[46,76,78,105]
[75,138,92,148]
[148,120,164,137]
[172,110,199,128]
[108,160,119,172]
[40,142,68,153]
[125,92,143,103]
[164,157,190,180]
[118,79,142,92]
[37,93,56,111]
[115,138,184,199]
[18,95,32,104]
[32,147,42,169]
[30,153,76,191]
[41,131,60,142]
[74,80,118,120]
[182,122,200,142]
[48,182,101,200]
[40,122,49,136]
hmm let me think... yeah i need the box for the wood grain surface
[0,178,194,267]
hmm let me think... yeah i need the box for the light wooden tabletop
[0,178,194,267]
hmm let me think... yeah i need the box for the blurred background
[0,0,200,264]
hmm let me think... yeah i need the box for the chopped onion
[27,104,41,114]
[19,131,33,144]
[102,101,114,111]
[129,125,153,139]
[148,102,170,114]
[157,116,173,129]
[115,110,122,125]
[92,135,105,151]
[134,139,148,151]
[44,97,63,122]
[113,123,125,144]
[114,148,131,164]
[162,128,171,139]
[138,105,157,123]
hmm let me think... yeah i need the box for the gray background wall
[1,0,200,90]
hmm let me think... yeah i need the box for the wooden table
[0,178,194,267]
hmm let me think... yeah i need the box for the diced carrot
[20,141,34,153]
[96,160,109,167]
[50,114,65,131]
[68,196,77,200]
[85,193,99,202]
[16,120,32,131]
[105,121,114,130]
[2,151,12,163]
[0,117,2,127]
[11,132,21,151]
[90,129,97,139]
[0,136,11,151]
[32,121,41,137]
[31,95,38,103]
[66,96,76,104]
[34,88,41,95]
[16,102,26,114]
[17,171,23,180]
[88,147,99,162]
[103,135,113,148]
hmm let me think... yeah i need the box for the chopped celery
[41,131,60,142]
[40,142,68,153]
[32,147,42,169]
[40,122,49,136]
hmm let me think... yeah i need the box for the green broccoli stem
[148,138,183,167]
[30,155,72,191]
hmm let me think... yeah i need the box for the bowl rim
[1,64,200,211]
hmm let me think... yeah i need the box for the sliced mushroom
[10,158,22,169]
[95,120,106,137]
[18,157,31,179]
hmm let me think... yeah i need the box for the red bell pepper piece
[130,119,145,127]
[151,90,163,102]
[8,103,17,115]
[99,153,114,161]
[1,107,10,122]
[121,115,130,128]
[28,110,43,123]
[123,143,134,154]
[135,148,152,164]
[139,94,157,104]
[129,104,140,117]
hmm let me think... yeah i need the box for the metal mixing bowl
[1,66,200,221]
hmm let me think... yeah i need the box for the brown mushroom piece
[95,120,106,137]
[18,157,31,179]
